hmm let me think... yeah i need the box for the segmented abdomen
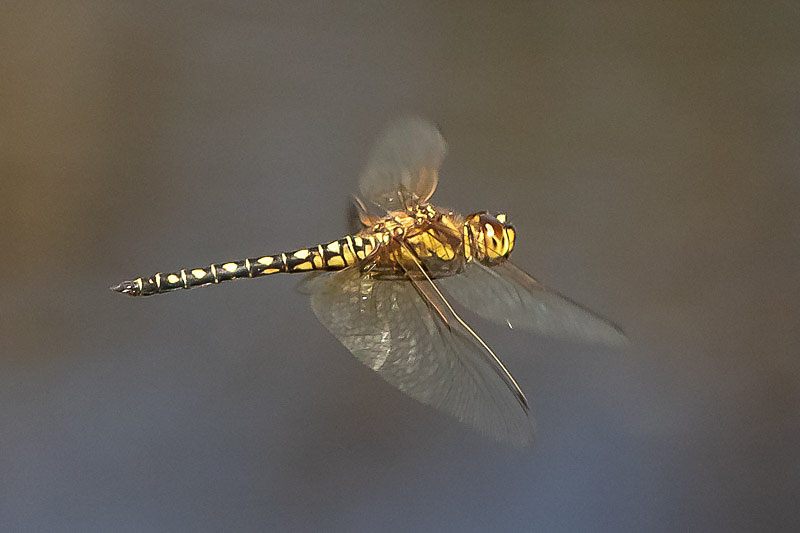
[111,234,379,296]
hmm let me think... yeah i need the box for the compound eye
[479,215,504,238]
[476,214,506,257]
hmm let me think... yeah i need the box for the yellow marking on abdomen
[375,231,389,244]
[327,255,345,268]
[312,254,323,269]
[223,262,238,273]
[155,273,162,288]
[326,241,341,253]
[291,261,313,271]
[258,256,274,266]
[192,268,206,279]
[167,274,181,284]
[180,269,188,288]
[210,264,218,282]
[262,268,280,275]
[343,236,356,264]
[293,249,310,259]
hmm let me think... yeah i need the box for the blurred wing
[358,117,447,212]
[308,265,533,447]
[438,261,628,346]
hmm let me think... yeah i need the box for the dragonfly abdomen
[111,234,379,297]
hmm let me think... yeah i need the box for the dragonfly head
[464,212,516,264]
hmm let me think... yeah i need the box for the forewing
[438,261,628,346]
[308,266,533,447]
[358,117,447,212]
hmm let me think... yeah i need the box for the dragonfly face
[112,117,626,447]
[464,212,516,265]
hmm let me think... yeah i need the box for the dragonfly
[112,117,626,447]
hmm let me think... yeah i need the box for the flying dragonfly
[112,117,626,447]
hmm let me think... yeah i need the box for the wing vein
[398,240,529,410]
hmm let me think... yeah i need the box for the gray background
[2,1,798,531]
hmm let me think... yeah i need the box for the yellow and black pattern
[111,235,379,297]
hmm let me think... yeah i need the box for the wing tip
[601,322,631,347]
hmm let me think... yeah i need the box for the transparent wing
[438,261,628,346]
[307,265,533,447]
[358,117,447,212]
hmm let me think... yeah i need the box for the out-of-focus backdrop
[2,1,798,531]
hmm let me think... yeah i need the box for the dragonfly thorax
[364,204,465,279]
[370,204,441,240]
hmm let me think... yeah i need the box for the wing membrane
[438,261,628,346]
[358,117,447,212]
[308,265,533,447]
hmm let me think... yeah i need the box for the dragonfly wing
[438,261,628,346]
[308,265,533,447]
[357,117,447,212]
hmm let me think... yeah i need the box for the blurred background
[2,1,798,531]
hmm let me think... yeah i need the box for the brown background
[2,1,798,531]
